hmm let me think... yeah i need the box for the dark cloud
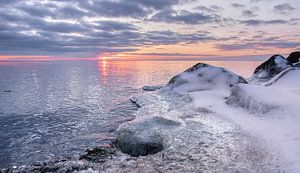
[129,0,180,10]
[231,3,245,9]
[0,4,216,56]
[242,10,257,17]
[93,21,138,31]
[0,0,217,56]
[150,9,222,24]
[240,19,290,26]
[0,0,298,56]
[216,33,300,51]
[79,0,148,18]
[195,5,224,13]
[216,40,300,50]
[249,0,273,3]
[273,3,295,15]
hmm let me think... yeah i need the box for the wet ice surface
[12,91,280,172]
[99,91,280,173]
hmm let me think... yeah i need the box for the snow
[165,63,246,94]
[115,90,277,172]
[275,55,290,69]
[109,64,300,172]
[191,68,300,172]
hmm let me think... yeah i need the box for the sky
[0,0,299,60]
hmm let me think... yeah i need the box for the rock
[142,85,163,91]
[0,168,12,173]
[253,54,291,79]
[115,116,180,157]
[3,90,11,93]
[287,51,300,65]
[80,146,116,162]
[116,130,164,157]
[166,63,247,93]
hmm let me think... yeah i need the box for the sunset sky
[0,0,299,60]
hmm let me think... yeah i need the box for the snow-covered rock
[165,63,247,93]
[252,54,291,80]
[287,51,300,65]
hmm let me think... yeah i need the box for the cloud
[273,3,295,15]
[240,19,290,26]
[79,0,149,18]
[0,0,298,57]
[216,40,300,50]
[242,10,257,17]
[93,21,138,31]
[250,0,274,3]
[231,3,245,9]
[216,33,300,51]
[195,5,224,13]
[150,9,222,24]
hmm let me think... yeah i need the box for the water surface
[0,60,260,167]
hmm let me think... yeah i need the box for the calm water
[0,60,260,168]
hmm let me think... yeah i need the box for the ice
[126,63,300,172]
[110,63,284,172]
[112,91,277,172]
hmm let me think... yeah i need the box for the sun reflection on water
[97,58,108,84]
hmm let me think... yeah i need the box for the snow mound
[226,84,279,114]
[252,54,291,80]
[165,63,247,93]
[264,68,300,88]
[227,68,300,114]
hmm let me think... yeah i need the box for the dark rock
[80,146,116,162]
[142,85,163,91]
[166,63,247,92]
[115,130,164,157]
[253,54,291,79]
[287,51,300,65]
[129,98,142,108]
[3,90,11,93]
[0,168,12,173]
[115,117,180,157]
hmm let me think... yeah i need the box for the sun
[97,56,108,60]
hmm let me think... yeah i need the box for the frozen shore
[110,52,300,172]
[7,52,300,172]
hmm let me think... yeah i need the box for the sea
[0,60,261,168]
